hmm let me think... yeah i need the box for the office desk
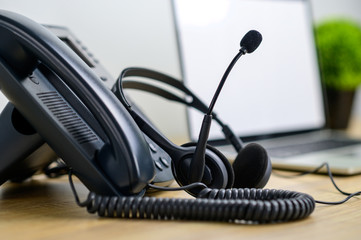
[1,117,361,240]
[1,170,361,240]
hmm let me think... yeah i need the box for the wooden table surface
[1,118,361,240]
[1,169,361,240]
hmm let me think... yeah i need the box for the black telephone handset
[0,10,158,196]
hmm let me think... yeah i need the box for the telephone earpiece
[113,67,272,193]
[0,10,156,196]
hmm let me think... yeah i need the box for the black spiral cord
[68,170,315,223]
[43,160,361,223]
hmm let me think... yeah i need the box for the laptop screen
[172,0,325,141]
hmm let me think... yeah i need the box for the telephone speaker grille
[37,91,99,144]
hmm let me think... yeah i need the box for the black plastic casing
[0,10,155,196]
[0,103,57,185]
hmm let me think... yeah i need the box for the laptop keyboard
[266,139,361,158]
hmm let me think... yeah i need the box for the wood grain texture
[1,171,361,240]
[2,119,361,239]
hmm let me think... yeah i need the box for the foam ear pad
[175,143,235,193]
[232,143,271,188]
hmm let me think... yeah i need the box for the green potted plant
[315,19,361,129]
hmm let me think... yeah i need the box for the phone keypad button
[159,157,169,167]
[154,161,163,171]
[148,142,157,153]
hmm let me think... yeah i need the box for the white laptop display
[173,0,361,175]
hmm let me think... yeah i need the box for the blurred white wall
[0,0,360,140]
[311,0,361,23]
[0,0,187,140]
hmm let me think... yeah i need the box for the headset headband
[113,67,244,152]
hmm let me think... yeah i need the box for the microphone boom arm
[207,50,244,115]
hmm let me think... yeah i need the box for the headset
[113,67,272,195]
[0,10,315,223]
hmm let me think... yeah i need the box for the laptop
[172,0,361,175]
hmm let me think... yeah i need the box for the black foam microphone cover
[240,30,263,53]
[232,143,271,188]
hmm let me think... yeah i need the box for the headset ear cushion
[180,142,235,189]
[203,144,235,189]
[232,143,271,188]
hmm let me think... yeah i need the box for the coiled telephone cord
[68,171,315,223]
